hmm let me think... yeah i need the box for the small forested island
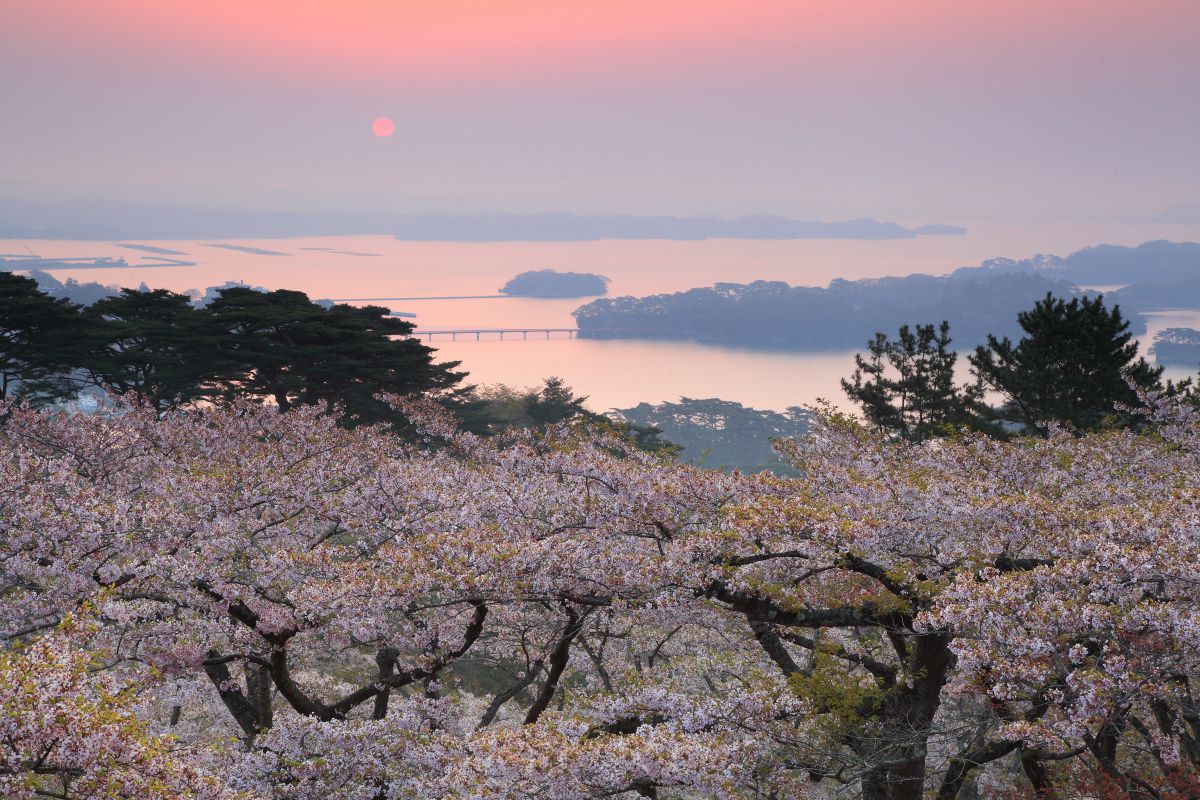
[1152,327,1200,366]
[499,268,609,298]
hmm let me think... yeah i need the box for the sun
[371,117,394,138]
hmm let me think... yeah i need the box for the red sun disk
[372,117,394,138]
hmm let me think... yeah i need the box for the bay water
[12,218,1200,412]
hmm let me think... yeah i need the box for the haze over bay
[12,216,1200,410]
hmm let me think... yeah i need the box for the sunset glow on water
[16,217,1200,410]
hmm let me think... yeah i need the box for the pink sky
[4,1,1198,219]
[14,1,1195,87]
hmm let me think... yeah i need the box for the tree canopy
[0,278,465,423]
[453,376,677,454]
[2,393,1197,799]
[970,293,1163,433]
[841,320,990,442]
[84,288,217,412]
[0,271,85,403]
[203,287,465,425]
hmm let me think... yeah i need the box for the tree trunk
[1020,751,1056,799]
[875,633,955,800]
[245,660,274,732]
[936,739,1018,800]
[203,651,261,741]
[372,648,397,720]
[860,768,889,800]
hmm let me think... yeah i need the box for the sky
[3,0,1199,221]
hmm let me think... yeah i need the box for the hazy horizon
[5,1,1199,223]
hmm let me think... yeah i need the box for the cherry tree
[1,393,1197,799]
[0,398,766,798]
[687,401,1200,798]
[0,621,242,799]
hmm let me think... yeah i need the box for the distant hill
[1109,278,1200,313]
[499,270,609,298]
[609,398,811,474]
[911,224,967,236]
[390,213,943,242]
[0,197,961,242]
[26,270,124,305]
[952,240,1200,286]
[948,240,1200,315]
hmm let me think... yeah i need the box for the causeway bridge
[412,328,578,341]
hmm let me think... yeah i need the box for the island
[572,271,1075,349]
[499,269,609,298]
[0,197,966,241]
[1151,328,1200,367]
[911,224,967,236]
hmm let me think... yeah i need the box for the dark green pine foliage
[204,287,465,426]
[523,376,592,428]
[842,321,990,442]
[969,293,1162,433]
[0,272,86,403]
[85,288,217,412]
[449,377,676,454]
[523,377,678,453]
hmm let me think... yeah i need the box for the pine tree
[203,287,464,425]
[84,288,217,412]
[524,376,592,428]
[0,272,86,403]
[842,321,989,442]
[969,293,1162,433]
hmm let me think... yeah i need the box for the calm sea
[12,219,1200,411]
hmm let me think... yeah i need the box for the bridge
[332,295,508,302]
[412,328,578,341]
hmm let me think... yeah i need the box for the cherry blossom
[1,394,1197,799]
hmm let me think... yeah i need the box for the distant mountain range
[0,197,963,242]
